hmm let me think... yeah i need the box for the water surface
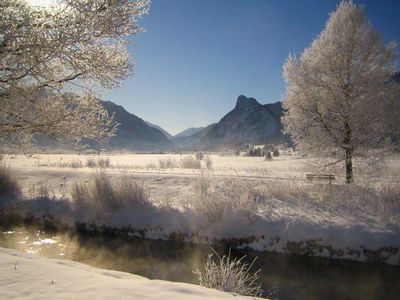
[0,227,399,300]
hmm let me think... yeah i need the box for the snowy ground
[2,153,306,198]
[3,153,400,198]
[0,247,259,300]
[2,153,400,265]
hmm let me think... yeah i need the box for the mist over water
[1,226,399,300]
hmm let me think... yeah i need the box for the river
[0,227,399,300]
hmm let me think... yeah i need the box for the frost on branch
[0,0,150,147]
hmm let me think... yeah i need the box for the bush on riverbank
[187,173,400,225]
[71,172,151,213]
[187,176,261,222]
[0,164,21,204]
[194,248,263,297]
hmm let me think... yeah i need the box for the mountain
[102,101,172,151]
[194,95,287,150]
[172,124,216,150]
[35,97,286,152]
[145,121,173,139]
[174,127,205,139]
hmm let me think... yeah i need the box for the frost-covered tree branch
[0,0,150,148]
[282,0,399,183]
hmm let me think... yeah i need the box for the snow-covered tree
[0,0,149,147]
[282,1,399,183]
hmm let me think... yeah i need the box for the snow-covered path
[0,247,260,300]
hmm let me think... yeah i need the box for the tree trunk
[344,121,353,184]
[345,147,353,184]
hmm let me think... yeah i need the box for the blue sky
[105,0,400,135]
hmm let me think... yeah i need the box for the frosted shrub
[261,180,400,223]
[0,164,21,202]
[158,157,177,169]
[97,157,111,168]
[69,160,83,168]
[262,180,307,200]
[188,176,224,222]
[315,184,376,207]
[113,176,149,207]
[83,157,111,168]
[180,156,201,169]
[145,162,157,169]
[191,174,399,225]
[265,152,273,160]
[189,176,260,222]
[195,151,204,160]
[194,248,262,297]
[380,184,400,222]
[220,179,261,219]
[71,172,113,210]
[190,192,224,222]
[380,184,400,207]
[204,155,213,170]
[36,184,50,198]
[194,175,212,196]
[71,172,151,213]
[246,148,264,157]
[54,159,83,168]
[85,158,97,168]
[313,183,400,222]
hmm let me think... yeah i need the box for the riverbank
[1,155,399,266]
[2,226,400,300]
[0,246,260,300]
[2,190,399,266]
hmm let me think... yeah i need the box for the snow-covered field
[3,153,400,197]
[2,153,307,198]
[0,247,259,300]
[1,153,400,265]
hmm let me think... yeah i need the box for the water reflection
[0,227,399,300]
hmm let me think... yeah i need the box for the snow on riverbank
[2,154,399,265]
[0,247,260,300]
[7,193,399,266]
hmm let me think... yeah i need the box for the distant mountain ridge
[38,96,287,152]
[172,123,216,150]
[174,127,205,139]
[100,95,287,151]
[145,121,173,139]
[102,101,172,151]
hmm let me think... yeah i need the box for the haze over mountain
[174,127,205,139]
[144,121,173,139]
[99,95,287,151]
[35,95,288,152]
[102,101,172,151]
[171,124,216,150]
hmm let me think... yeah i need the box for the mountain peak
[195,95,287,150]
[235,95,259,108]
